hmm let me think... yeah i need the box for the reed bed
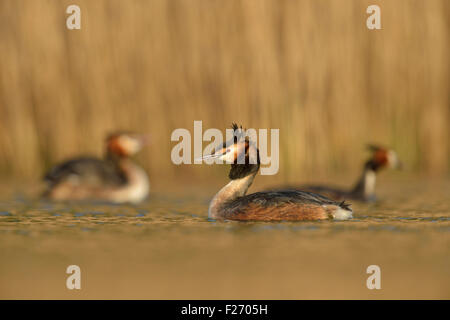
[0,0,448,185]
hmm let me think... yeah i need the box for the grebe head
[106,132,147,158]
[367,144,402,170]
[199,123,260,179]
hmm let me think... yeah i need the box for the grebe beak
[195,145,232,163]
[194,152,224,162]
[135,133,152,146]
[387,150,402,170]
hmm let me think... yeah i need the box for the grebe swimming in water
[200,124,352,221]
[43,132,150,204]
[278,145,401,202]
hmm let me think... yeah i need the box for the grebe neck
[352,161,377,199]
[208,143,260,219]
[108,158,150,203]
[105,151,124,164]
[208,170,257,219]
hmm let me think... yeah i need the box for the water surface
[0,178,449,299]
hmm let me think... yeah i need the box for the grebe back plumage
[43,132,150,204]
[202,124,352,221]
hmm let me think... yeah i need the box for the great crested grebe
[283,145,402,202]
[200,124,353,221]
[43,132,150,203]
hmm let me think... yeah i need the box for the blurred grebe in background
[42,132,150,204]
[199,124,352,221]
[279,145,402,202]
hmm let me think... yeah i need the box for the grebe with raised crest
[199,124,353,221]
[42,132,150,204]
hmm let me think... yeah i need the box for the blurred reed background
[0,0,448,187]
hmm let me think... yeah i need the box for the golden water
[0,178,449,299]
